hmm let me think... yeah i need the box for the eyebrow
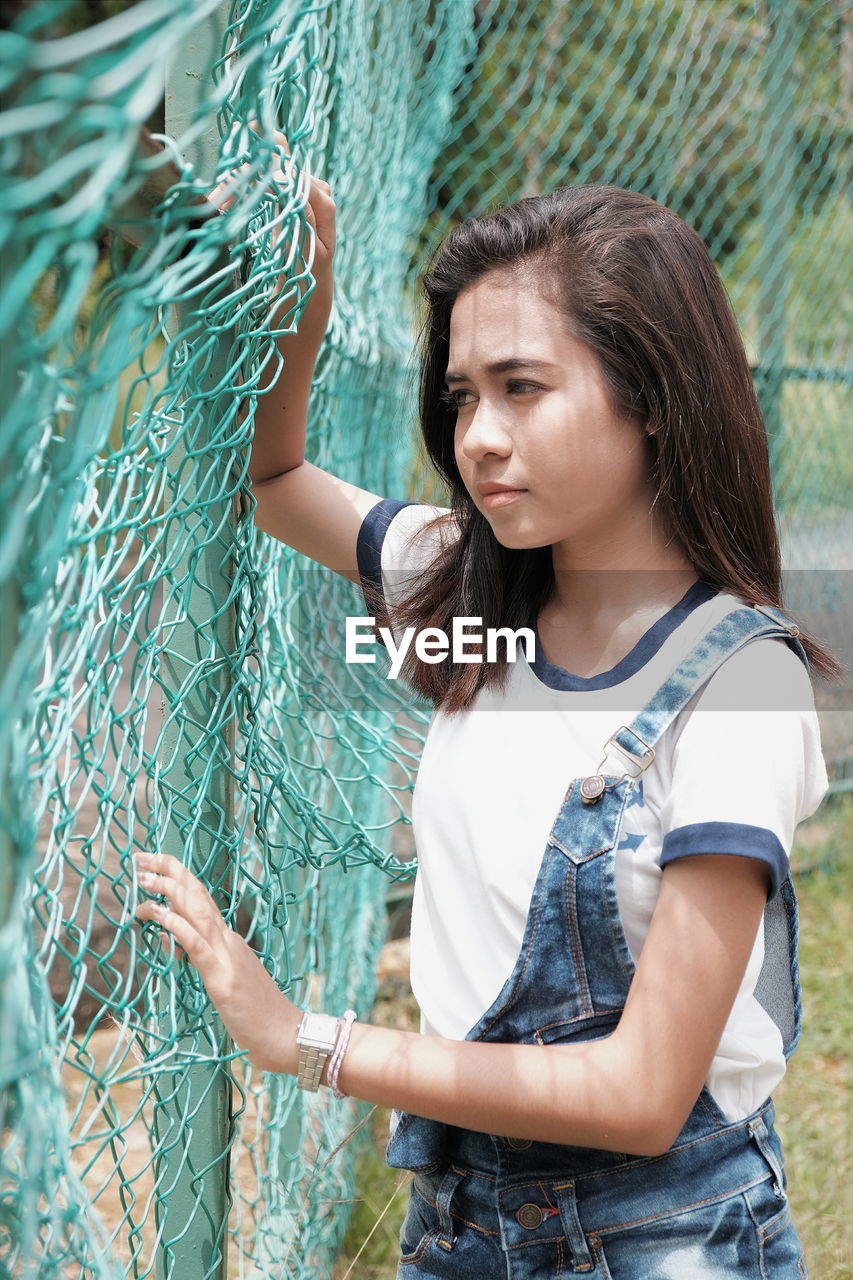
[444,358,559,385]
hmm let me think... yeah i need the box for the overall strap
[604,603,808,780]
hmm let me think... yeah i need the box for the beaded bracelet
[326,1009,357,1099]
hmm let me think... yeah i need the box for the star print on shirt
[617,831,647,853]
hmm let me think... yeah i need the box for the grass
[774,795,853,1277]
[334,793,853,1279]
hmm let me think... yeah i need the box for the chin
[487,523,552,552]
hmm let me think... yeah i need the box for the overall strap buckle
[580,727,655,804]
[579,605,799,807]
[606,725,656,775]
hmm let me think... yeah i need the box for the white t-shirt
[356,499,829,1122]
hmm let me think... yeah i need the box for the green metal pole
[755,0,799,484]
[0,373,21,982]
[0,320,23,935]
[153,6,238,1278]
[0,589,17,935]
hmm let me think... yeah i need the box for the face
[446,269,659,562]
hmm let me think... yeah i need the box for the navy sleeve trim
[660,821,788,899]
[355,498,419,616]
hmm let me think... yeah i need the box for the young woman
[135,158,839,1277]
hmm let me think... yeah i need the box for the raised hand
[134,851,302,1074]
[205,123,336,319]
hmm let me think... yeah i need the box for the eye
[439,381,542,411]
[438,388,473,410]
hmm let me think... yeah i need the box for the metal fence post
[0,590,17,936]
[755,0,799,477]
[0,347,26,937]
[153,6,239,1278]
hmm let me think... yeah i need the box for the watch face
[298,1012,339,1049]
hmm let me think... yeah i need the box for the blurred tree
[411,0,846,273]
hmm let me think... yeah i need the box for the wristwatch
[296,1012,341,1091]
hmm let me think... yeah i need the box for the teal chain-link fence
[1,1,848,1277]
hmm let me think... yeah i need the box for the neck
[547,510,697,620]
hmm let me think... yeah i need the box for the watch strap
[296,1012,341,1092]
[297,1040,331,1091]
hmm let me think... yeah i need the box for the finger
[136,899,214,969]
[210,125,295,203]
[206,187,236,212]
[245,119,291,156]
[138,883,223,951]
[136,870,222,929]
[310,179,335,207]
[136,851,208,882]
[207,169,251,210]
[134,859,218,914]
[134,854,226,937]
[135,850,190,881]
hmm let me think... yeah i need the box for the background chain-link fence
[1,1,849,1277]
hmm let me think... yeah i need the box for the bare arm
[330,854,769,1155]
[134,851,769,1158]
[211,132,384,579]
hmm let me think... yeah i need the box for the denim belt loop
[748,1112,788,1201]
[434,1166,465,1250]
[554,1178,595,1272]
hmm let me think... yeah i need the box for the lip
[476,480,525,496]
[477,481,528,510]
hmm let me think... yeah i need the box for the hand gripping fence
[0,1,849,1278]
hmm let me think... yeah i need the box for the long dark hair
[376,184,844,713]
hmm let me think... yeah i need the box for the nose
[456,400,513,462]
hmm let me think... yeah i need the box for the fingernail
[135,853,152,867]
[138,872,156,887]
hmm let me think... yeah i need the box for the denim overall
[388,603,810,1279]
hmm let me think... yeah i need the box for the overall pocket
[398,1176,440,1266]
[397,1167,466,1268]
[385,1110,448,1173]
